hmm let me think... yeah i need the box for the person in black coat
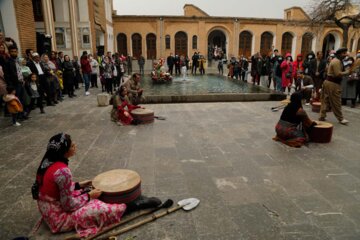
[166,53,174,75]
[303,51,317,78]
[63,55,76,98]
[313,51,327,91]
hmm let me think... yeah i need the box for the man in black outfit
[167,53,174,75]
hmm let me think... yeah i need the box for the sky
[113,0,314,19]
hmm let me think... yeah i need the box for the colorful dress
[37,162,126,237]
[117,98,140,125]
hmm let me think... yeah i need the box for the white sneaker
[85,91,90,96]
[340,119,349,125]
[13,122,21,126]
[305,102,310,106]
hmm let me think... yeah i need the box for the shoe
[340,119,349,125]
[85,91,90,96]
[134,196,161,209]
[318,117,326,121]
[305,102,310,106]
[13,122,21,126]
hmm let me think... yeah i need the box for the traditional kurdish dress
[273,93,315,148]
[117,97,140,125]
[37,161,126,237]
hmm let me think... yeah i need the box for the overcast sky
[113,0,314,19]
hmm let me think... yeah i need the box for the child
[3,86,23,126]
[25,73,45,114]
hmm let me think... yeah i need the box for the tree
[310,0,360,47]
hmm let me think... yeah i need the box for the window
[192,35,197,49]
[117,33,127,55]
[82,28,91,48]
[146,33,156,59]
[175,31,187,57]
[132,33,142,59]
[55,28,65,47]
[281,32,293,56]
[260,32,273,57]
[301,33,313,57]
[239,31,252,58]
[165,35,170,49]
[32,0,44,22]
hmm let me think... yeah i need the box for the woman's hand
[79,180,92,188]
[88,189,102,199]
[124,111,130,117]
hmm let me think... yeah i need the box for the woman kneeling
[273,92,317,148]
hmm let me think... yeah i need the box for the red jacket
[293,54,304,77]
[80,56,91,74]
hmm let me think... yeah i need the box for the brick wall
[13,0,36,56]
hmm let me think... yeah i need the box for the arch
[239,31,252,58]
[175,31,188,56]
[117,33,127,55]
[301,32,314,57]
[322,32,341,58]
[192,35,198,49]
[260,31,274,57]
[131,33,142,59]
[281,32,294,56]
[146,33,156,59]
[208,28,227,60]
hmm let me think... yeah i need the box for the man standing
[138,54,145,75]
[191,52,199,75]
[319,48,350,125]
[80,51,92,95]
[167,53,174,75]
[125,73,145,105]
[127,55,132,75]
[314,51,327,91]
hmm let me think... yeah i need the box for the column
[42,0,56,50]
[68,0,79,57]
[233,19,240,57]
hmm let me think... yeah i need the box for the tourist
[80,51,91,96]
[319,47,350,125]
[126,55,132,75]
[63,55,76,98]
[198,55,206,75]
[138,54,145,75]
[167,53,174,75]
[280,53,293,94]
[180,55,187,79]
[273,56,283,91]
[303,51,316,80]
[341,56,356,108]
[125,73,145,105]
[273,92,317,148]
[218,59,224,75]
[314,51,327,92]
[293,54,304,91]
[251,53,261,85]
[297,71,314,105]
[56,51,64,71]
[43,53,61,104]
[103,56,114,95]
[260,54,270,87]
[89,54,99,88]
[25,49,33,65]
[41,53,57,104]
[2,86,23,126]
[240,57,249,82]
[191,52,199,75]
[27,52,52,107]
[174,54,180,75]
[25,73,44,114]
[72,56,81,90]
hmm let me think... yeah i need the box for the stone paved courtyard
[1,87,360,240]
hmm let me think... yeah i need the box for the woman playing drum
[32,133,160,237]
[273,92,317,148]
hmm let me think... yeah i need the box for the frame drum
[131,108,154,124]
[309,121,333,143]
[92,169,141,204]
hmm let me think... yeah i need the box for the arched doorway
[132,33,142,59]
[175,31,188,57]
[239,31,252,58]
[322,33,336,58]
[260,32,273,57]
[281,32,293,56]
[208,29,226,60]
[117,33,127,55]
[146,33,156,59]
[301,33,313,57]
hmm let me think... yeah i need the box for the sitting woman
[32,133,160,237]
[111,86,142,125]
[273,92,317,148]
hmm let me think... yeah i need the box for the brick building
[0,0,114,57]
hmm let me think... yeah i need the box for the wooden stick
[98,205,183,240]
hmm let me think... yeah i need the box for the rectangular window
[165,35,170,49]
[56,32,65,46]
[83,35,90,44]
[32,0,44,22]
[192,36,197,49]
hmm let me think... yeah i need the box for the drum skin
[131,108,154,124]
[92,169,141,204]
[309,121,333,143]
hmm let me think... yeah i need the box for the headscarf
[36,133,72,184]
[280,92,303,124]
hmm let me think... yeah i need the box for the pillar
[42,0,56,50]
[68,0,79,57]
